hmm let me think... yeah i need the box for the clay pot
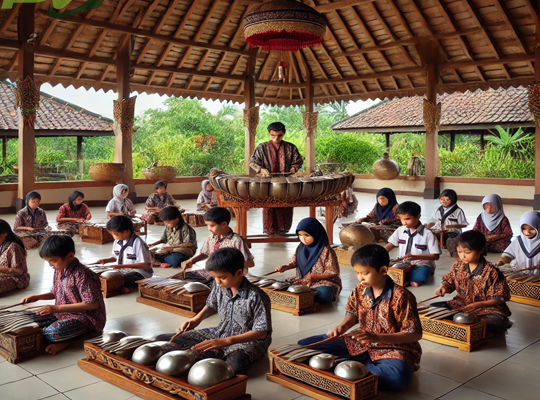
[89,163,126,184]
[142,166,177,182]
[372,152,400,180]
[339,225,375,248]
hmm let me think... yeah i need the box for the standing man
[249,122,303,235]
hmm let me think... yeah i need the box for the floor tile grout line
[432,336,540,399]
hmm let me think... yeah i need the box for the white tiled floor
[1,193,539,400]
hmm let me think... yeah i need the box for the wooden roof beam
[136,0,183,64]
[315,0,377,12]
[36,10,250,57]
[316,66,424,86]
[0,3,20,34]
[439,53,535,70]
[304,47,335,96]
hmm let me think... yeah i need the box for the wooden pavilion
[331,86,535,150]
[0,0,540,208]
[0,80,113,167]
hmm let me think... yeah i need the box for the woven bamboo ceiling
[0,0,537,106]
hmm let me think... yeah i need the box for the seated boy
[149,206,197,268]
[298,244,422,392]
[180,207,254,279]
[385,201,441,287]
[95,216,153,293]
[142,180,181,225]
[157,248,272,374]
[21,235,106,355]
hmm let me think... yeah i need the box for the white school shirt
[388,224,442,271]
[429,206,468,232]
[502,239,540,275]
[112,233,153,278]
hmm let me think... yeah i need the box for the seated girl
[14,191,50,249]
[21,235,106,355]
[0,220,30,295]
[425,189,468,257]
[342,187,400,242]
[435,230,511,334]
[56,190,91,235]
[498,211,540,274]
[275,217,341,305]
[142,180,180,224]
[472,194,512,253]
[106,184,136,217]
[149,206,197,268]
[197,179,217,211]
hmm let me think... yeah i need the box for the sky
[40,83,379,119]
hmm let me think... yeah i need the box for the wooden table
[217,191,341,246]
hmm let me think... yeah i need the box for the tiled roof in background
[0,81,113,134]
[332,87,533,132]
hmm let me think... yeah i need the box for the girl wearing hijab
[425,189,468,257]
[275,218,342,305]
[498,211,540,274]
[197,179,218,211]
[472,194,512,253]
[56,190,92,235]
[106,184,136,217]
[14,191,50,249]
[342,187,400,242]
[0,219,30,294]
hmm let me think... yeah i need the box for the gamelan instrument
[500,264,540,307]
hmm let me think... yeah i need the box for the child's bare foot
[410,281,419,287]
[121,287,131,294]
[45,341,70,355]
[160,263,171,268]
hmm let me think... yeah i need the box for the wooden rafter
[0,3,20,34]
[314,0,376,12]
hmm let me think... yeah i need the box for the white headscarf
[519,211,540,254]
[113,184,129,200]
[480,194,505,232]
[109,184,130,214]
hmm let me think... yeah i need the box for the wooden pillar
[2,137,7,162]
[385,132,390,149]
[533,26,540,208]
[113,37,136,202]
[244,48,258,176]
[76,136,84,175]
[304,70,316,173]
[450,132,455,152]
[16,4,37,210]
[421,39,441,199]
[480,132,485,151]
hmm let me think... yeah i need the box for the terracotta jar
[372,152,400,180]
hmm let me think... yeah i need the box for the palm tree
[319,101,350,122]
[485,126,532,157]
[216,103,238,120]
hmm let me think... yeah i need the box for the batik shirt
[160,224,197,257]
[249,141,303,174]
[0,241,30,289]
[200,229,254,261]
[51,258,106,332]
[14,207,48,229]
[56,203,91,222]
[442,258,511,318]
[286,246,342,297]
[388,224,441,271]
[344,276,422,369]
[112,233,153,278]
[205,277,272,361]
[146,192,177,209]
[472,215,513,253]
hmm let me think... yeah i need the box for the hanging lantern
[277,61,287,83]
[243,0,326,52]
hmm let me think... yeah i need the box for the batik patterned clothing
[172,277,272,364]
[472,215,513,253]
[285,246,342,298]
[143,192,178,224]
[441,259,511,319]
[0,241,30,294]
[249,140,303,234]
[42,318,89,342]
[51,258,106,332]
[14,207,49,249]
[361,204,401,226]
[56,203,91,234]
[344,276,422,369]
[197,190,218,211]
[160,224,197,257]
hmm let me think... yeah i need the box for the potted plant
[142,159,177,183]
